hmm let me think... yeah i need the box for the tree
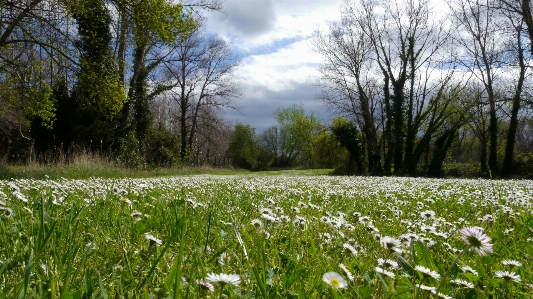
[226,123,258,169]
[331,117,364,173]
[274,105,322,167]
[163,26,241,161]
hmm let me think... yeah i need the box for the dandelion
[415,265,440,280]
[495,270,521,283]
[322,272,348,289]
[450,278,474,288]
[459,226,493,256]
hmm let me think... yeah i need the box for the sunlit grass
[0,175,531,298]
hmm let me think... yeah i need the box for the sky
[203,0,447,131]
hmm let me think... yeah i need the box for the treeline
[311,0,533,178]
[1,0,238,167]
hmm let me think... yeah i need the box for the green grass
[0,175,531,298]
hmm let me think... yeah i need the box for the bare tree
[163,26,241,161]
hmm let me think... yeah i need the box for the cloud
[214,0,276,37]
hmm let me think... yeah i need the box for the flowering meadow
[0,175,532,298]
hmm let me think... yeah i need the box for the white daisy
[450,278,474,288]
[145,234,162,246]
[415,265,440,280]
[322,272,348,289]
[494,270,521,283]
[460,265,478,276]
[206,273,241,286]
[502,259,522,268]
[375,266,395,278]
[459,226,493,256]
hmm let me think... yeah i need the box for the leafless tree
[162,26,241,160]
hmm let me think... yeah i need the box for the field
[0,174,532,298]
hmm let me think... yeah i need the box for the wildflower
[250,218,263,229]
[450,278,474,288]
[342,243,358,256]
[197,279,215,292]
[459,226,493,256]
[495,270,521,282]
[322,272,348,289]
[415,265,440,280]
[460,265,478,276]
[377,258,398,270]
[375,266,395,278]
[206,273,241,286]
[380,236,402,253]
[502,259,522,268]
[420,210,436,220]
[417,284,436,292]
[145,234,162,246]
[432,291,452,299]
[339,263,354,281]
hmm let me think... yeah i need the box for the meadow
[0,174,532,298]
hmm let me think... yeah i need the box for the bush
[116,132,144,168]
[144,128,180,167]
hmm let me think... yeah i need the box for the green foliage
[73,0,126,117]
[274,105,322,167]
[117,132,144,168]
[310,127,347,169]
[226,123,258,169]
[331,117,364,173]
[144,128,181,167]
[132,0,198,46]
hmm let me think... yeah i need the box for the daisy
[375,266,395,278]
[377,258,398,270]
[250,218,263,229]
[450,278,474,288]
[380,236,402,253]
[459,226,493,256]
[417,284,436,292]
[342,243,358,256]
[494,270,521,282]
[415,265,440,280]
[460,265,479,276]
[145,234,162,246]
[420,210,436,220]
[206,273,241,286]
[502,259,522,268]
[339,263,354,281]
[197,279,215,292]
[322,272,348,289]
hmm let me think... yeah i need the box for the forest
[1,0,532,178]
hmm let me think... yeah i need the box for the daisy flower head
[322,272,348,289]
[459,226,493,256]
[380,236,402,253]
[377,258,398,270]
[375,266,395,278]
[460,265,479,276]
[415,265,441,280]
[206,273,241,286]
[145,234,162,246]
[450,278,474,289]
[250,218,263,229]
[502,259,522,268]
[494,270,521,283]
[420,210,436,221]
[197,279,215,292]
[339,263,354,282]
